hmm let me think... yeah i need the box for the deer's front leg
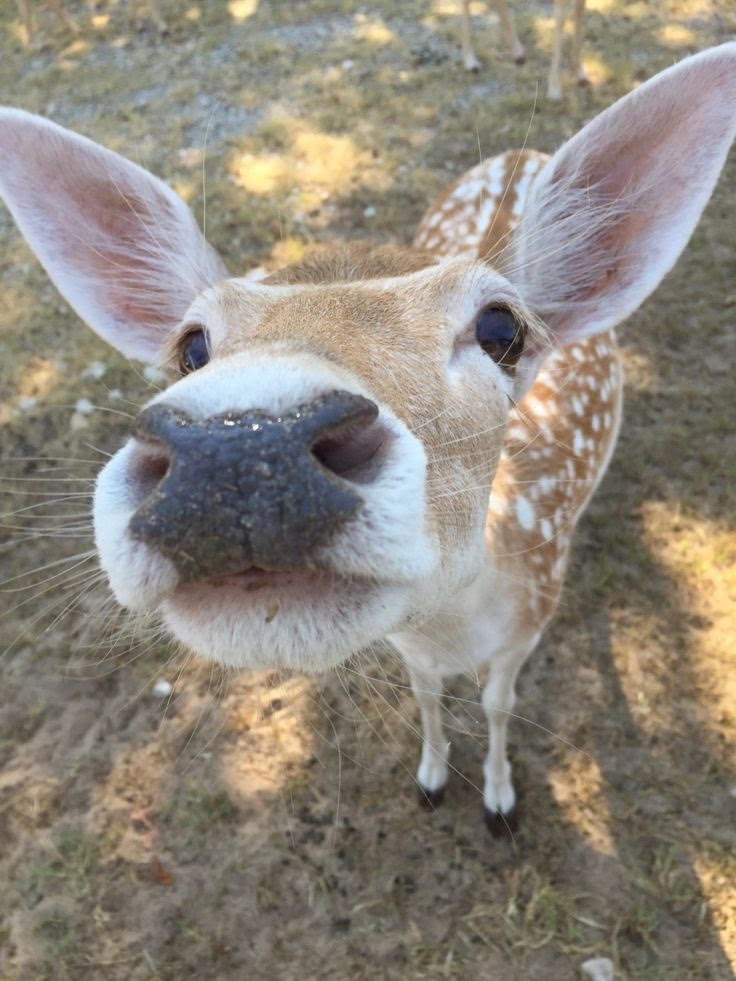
[461,0,481,72]
[408,666,449,807]
[481,635,539,836]
[494,0,525,64]
[572,0,587,86]
[16,0,34,44]
[47,0,78,32]
[547,0,567,100]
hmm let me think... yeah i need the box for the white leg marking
[481,636,539,814]
[409,668,450,794]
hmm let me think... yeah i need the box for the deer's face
[94,247,532,670]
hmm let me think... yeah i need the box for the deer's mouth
[158,569,409,671]
[205,566,338,592]
[169,565,368,613]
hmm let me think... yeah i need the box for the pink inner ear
[69,181,190,334]
[0,109,226,362]
[509,44,736,346]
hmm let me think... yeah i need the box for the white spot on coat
[515,495,536,530]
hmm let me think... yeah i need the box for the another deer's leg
[130,0,168,32]
[572,0,587,86]
[461,0,481,72]
[481,635,539,835]
[146,0,168,34]
[16,0,34,44]
[547,0,567,100]
[47,0,78,32]
[494,0,525,64]
[409,666,450,807]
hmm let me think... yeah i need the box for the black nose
[128,391,381,580]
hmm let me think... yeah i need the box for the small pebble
[152,679,173,698]
[18,396,38,411]
[107,388,123,401]
[82,361,107,380]
[363,205,377,218]
[581,958,614,981]
[341,59,354,70]
[729,786,736,798]
[75,398,95,415]
[143,365,167,384]
[70,412,89,431]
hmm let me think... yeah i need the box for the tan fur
[264,243,439,285]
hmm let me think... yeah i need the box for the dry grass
[1,1,735,978]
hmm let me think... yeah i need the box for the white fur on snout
[314,417,437,583]
[94,440,179,609]
[161,580,413,672]
[146,349,356,420]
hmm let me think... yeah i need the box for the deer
[0,44,734,834]
[461,0,587,100]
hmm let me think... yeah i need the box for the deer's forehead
[202,260,508,353]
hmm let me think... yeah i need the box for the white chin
[159,573,412,672]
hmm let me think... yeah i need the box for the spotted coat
[414,150,623,621]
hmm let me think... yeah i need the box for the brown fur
[264,243,439,286]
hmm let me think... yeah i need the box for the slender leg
[494,0,525,65]
[47,0,78,32]
[461,0,481,72]
[408,666,450,806]
[481,635,538,835]
[146,0,168,34]
[547,0,567,100]
[130,0,168,33]
[16,0,34,44]
[572,0,587,85]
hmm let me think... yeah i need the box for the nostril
[312,416,391,484]
[128,442,170,499]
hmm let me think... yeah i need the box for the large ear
[0,109,226,362]
[506,43,736,347]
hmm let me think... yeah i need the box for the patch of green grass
[19,827,100,902]
[163,787,240,850]
[34,910,78,964]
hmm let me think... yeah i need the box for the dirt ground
[1,1,735,978]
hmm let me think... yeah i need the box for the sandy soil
[1,1,735,978]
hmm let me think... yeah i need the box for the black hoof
[418,785,446,810]
[514,54,526,66]
[484,804,519,838]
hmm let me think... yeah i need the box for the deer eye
[475,306,524,369]
[179,327,210,374]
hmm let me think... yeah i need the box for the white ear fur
[0,108,226,362]
[507,43,736,346]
